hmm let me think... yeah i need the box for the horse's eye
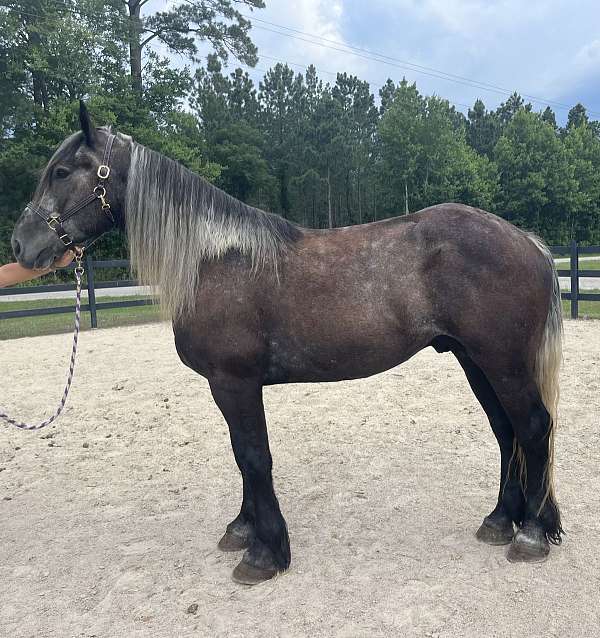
[55,167,70,179]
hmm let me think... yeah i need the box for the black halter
[26,134,116,248]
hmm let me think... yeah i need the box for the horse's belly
[263,329,429,384]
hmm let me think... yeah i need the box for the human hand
[53,250,76,269]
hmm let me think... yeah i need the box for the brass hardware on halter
[94,184,114,221]
[97,165,110,179]
[94,185,107,206]
[74,246,85,276]
[45,214,72,245]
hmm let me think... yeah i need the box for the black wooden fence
[1,242,599,326]
[551,241,600,319]
[0,254,153,328]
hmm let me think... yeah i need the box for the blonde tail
[522,234,563,542]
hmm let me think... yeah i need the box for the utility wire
[248,23,586,114]
[3,3,598,117]
[253,53,474,110]
[244,14,575,107]
[172,42,473,111]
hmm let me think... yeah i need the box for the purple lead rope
[0,259,84,431]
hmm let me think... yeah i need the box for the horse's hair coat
[125,142,300,319]
[11,121,567,571]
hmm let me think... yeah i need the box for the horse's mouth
[33,247,57,271]
[48,248,78,270]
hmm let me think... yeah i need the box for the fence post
[85,252,98,328]
[570,239,579,320]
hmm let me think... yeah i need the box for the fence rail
[0,254,154,327]
[550,241,600,319]
[1,242,599,326]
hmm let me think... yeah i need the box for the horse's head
[11,102,131,269]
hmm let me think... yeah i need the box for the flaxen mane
[125,143,300,319]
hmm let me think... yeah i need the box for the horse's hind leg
[445,340,523,545]
[209,375,291,584]
[489,377,563,562]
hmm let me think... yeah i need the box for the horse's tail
[514,234,563,542]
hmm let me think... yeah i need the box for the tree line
[2,0,600,265]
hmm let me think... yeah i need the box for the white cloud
[248,0,371,81]
[146,0,600,120]
[574,39,600,71]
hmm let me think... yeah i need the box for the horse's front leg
[210,375,291,584]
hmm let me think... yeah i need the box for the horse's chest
[172,302,266,380]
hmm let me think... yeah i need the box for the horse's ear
[79,100,96,147]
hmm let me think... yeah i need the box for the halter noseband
[26,133,116,248]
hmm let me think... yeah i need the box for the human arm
[0,251,75,288]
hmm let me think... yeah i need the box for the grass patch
[554,256,600,270]
[561,289,600,320]
[0,295,161,340]
[577,259,600,271]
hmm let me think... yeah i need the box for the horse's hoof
[232,560,278,585]
[218,530,251,552]
[506,525,550,563]
[476,517,514,546]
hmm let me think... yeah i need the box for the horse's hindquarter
[410,204,552,371]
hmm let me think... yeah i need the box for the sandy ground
[0,320,599,638]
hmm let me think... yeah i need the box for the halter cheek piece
[26,134,116,248]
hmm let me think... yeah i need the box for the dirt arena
[1,320,598,637]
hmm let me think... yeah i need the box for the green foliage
[143,0,264,66]
[467,99,500,157]
[212,122,274,201]
[2,0,600,273]
[378,84,497,215]
[494,110,577,239]
[562,122,600,241]
[567,103,588,130]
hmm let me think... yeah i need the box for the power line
[3,4,598,118]
[103,26,474,112]
[246,15,521,94]
[251,54,474,111]
[242,14,556,102]
[244,14,600,117]
[252,23,551,107]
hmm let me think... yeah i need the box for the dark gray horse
[11,104,563,584]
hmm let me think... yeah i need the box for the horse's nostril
[12,238,22,259]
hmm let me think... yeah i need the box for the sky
[151,0,600,123]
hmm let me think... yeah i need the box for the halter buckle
[47,214,61,231]
[97,165,110,179]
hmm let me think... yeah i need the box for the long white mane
[125,143,300,319]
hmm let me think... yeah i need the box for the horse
[10,102,563,584]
